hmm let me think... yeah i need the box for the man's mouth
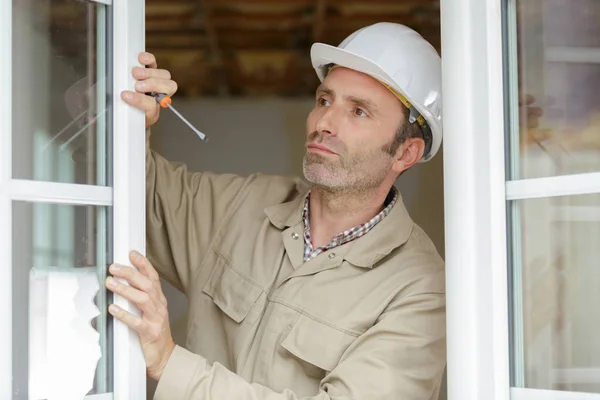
[307,143,337,155]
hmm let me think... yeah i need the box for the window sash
[506,172,600,201]
[0,0,147,397]
[511,388,600,400]
[0,0,13,396]
[110,0,147,397]
[441,0,512,398]
[8,180,113,205]
[443,0,600,399]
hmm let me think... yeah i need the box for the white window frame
[442,0,600,399]
[0,0,147,398]
[112,0,147,397]
[0,0,12,396]
[441,0,511,398]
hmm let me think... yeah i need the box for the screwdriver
[151,92,208,142]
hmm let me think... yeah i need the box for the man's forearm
[154,346,335,400]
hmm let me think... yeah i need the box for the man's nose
[315,107,338,136]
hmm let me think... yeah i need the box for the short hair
[385,106,433,157]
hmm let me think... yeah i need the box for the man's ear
[392,138,425,174]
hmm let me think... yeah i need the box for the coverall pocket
[202,254,264,325]
[281,314,358,377]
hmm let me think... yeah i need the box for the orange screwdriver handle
[154,93,172,108]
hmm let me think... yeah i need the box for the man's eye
[317,98,330,107]
[354,108,367,117]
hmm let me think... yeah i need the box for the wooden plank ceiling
[145,0,441,97]
[47,0,440,98]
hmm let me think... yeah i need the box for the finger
[109,263,158,300]
[519,93,535,106]
[528,106,543,117]
[134,78,178,96]
[529,129,552,142]
[109,304,146,334]
[109,263,167,308]
[106,276,157,315]
[139,52,157,69]
[130,250,161,283]
[121,90,159,111]
[129,252,168,307]
[526,116,541,129]
[132,66,171,81]
[158,292,168,307]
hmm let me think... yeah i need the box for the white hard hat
[310,22,442,162]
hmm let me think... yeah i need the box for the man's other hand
[518,92,544,130]
[121,52,178,129]
[106,250,176,381]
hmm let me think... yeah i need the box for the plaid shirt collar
[302,187,398,262]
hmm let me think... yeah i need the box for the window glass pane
[12,0,112,186]
[509,193,600,393]
[507,0,600,180]
[12,202,113,399]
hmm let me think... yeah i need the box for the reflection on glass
[12,202,112,399]
[509,0,600,180]
[11,0,111,186]
[509,194,600,393]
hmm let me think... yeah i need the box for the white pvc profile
[94,4,109,392]
[506,172,600,200]
[111,0,147,397]
[441,0,510,399]
[0,0,11,398]
[85,393,114,400]
[9,180,113,205]
[511,388,600,400]
[89,0,112,6]
[546,47,600,64]
[504,0,525,387]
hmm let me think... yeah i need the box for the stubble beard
[302,136,394,193]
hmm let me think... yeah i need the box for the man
[107,22,446,399]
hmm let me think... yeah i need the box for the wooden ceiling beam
[146,3,195,16]
[145,0,192,4]
[147,29,310,50]
[146,14,193,22]
[211,13,310,30]
[323,15,440,28]
[141,0,442,97]
[312,0,327,43]
[146,35,207,49]
[146,18,203,31]
[208,0,314,5]
[327,0,437,4]
[206,0,433,4]
[196,0,230,96]
[148,49,205,58]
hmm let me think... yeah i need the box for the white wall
[148,97,447,398]
[150,97,446,256]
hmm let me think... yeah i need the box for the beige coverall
[146,135,447,399]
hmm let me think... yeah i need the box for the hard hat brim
[310,42,441,162]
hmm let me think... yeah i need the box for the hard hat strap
[408,106,420,125]
[377,81,426,127]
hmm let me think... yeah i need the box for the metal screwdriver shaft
[154,93,208,142]
[165,102,208,141]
